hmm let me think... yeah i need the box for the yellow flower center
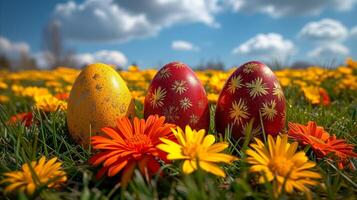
[269,156,295,177]
[183,143,200,159]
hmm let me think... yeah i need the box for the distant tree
[19,52,37,70]
[196,58,225,70]
[42,21,75,68]
[267,59,285,71]
[290,61,314,69]
[0,51,36,71]
[207,60,225,70]
[0,56,11,70]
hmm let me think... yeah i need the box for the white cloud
[232,33,295,61]
[308,43,349,58]
[33,52,55,69]
[228,0,357,17]
[73,50,128,68]
[0,36,30,60]
[350,26,357,38]
[51,0,357,44]
[0,36,52,69]
[35,50,128,69]
[53,0,220,42]
[298,18,348,42]
[0,36,128,69]
[171,40,199,51]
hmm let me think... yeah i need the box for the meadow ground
[0,59,356,199]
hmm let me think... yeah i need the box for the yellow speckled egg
[67,63,135,147]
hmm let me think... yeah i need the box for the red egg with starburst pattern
[215,61,286,140]
[144,62,210,130]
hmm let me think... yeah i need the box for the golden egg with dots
[67,63,135,147]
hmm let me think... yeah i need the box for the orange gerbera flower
[7,112,33,127]
[288,121,357,170]
[89,115,175,186]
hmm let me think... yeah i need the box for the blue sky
[1,0,357,69]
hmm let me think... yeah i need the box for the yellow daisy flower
[14,86,50,98]
[34,95,67,112]
[0,95,9,103]
[128,65,140,72]
[207,93,219,104]
[301,86,320,104]
[1,156,67,195]
[0,81,8,89]
[157,126,238,177]
[246,135,321,198]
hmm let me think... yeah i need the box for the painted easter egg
[67,63,135,147]
[144,61,210,130]
[215,61,286,140]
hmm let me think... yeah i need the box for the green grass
[0,83,357,199]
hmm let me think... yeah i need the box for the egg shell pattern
[215,61,286,140]
[144,62,210,130]
[67,63,135,147]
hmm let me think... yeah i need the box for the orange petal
[108,160,128,177]
[101,127,125,144]
[121,161,136,187]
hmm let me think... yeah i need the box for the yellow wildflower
[208,72,228,92]
[0,81,8,90]
[0,95,9,103]
[157,126,238,177]
[128,65,139,72]
[45,81,63,88]
[131,90,145,104]
[301,86,320,104]
[346,58,357,69]
[247,135,321,198]
[207,92,219,104]
[277,77,291,87]
[1,156,67,195]
[337,66,352,75]
[34,95,67,112]
[12,86,50,98]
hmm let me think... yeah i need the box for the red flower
[318,88,330,106]
[288,121,357,170]
[54,92,70,101]
[89,115,175,185]
[7,112,33,127]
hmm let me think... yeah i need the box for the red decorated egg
[144,62,210,130]
[215,61,286,140]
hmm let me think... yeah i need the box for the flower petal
[199,161,226,177]
[182,160,195,174]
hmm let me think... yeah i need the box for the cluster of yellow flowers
[1,58,356,109]
[0,67,75,112]
[274,58,357,105]
[8,85,68,112]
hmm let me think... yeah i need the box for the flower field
[0,58,357,199]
